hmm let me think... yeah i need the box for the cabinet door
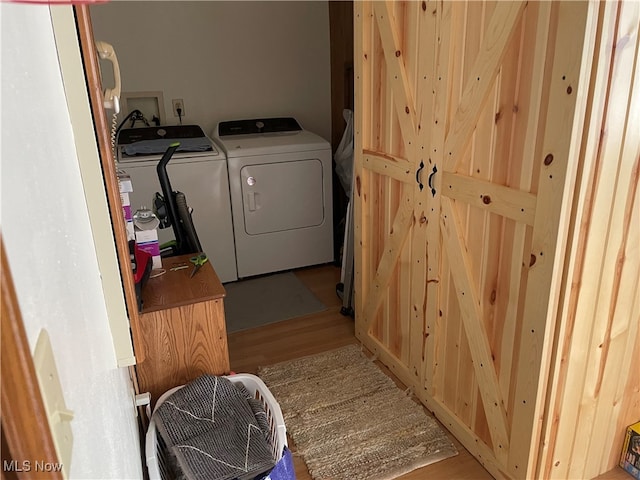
[354,1,594,477]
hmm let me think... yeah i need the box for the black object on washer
[155,143,203,257]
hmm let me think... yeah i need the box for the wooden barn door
[354,1,595,478]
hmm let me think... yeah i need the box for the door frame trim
[1,240,62,478]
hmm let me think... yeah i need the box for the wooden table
[135,254,230,405]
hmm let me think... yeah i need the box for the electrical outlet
[172,99,185,117]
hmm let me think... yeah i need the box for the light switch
[33,329,73,478]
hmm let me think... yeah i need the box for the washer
[214,118,333,279]
[117,125,238,283]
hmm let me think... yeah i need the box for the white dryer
[117,125,238,282]
[214,118,333,279]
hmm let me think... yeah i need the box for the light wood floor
[227,264,628,480]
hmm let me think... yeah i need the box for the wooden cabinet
[354,1,638,479]
[135,255,230,405]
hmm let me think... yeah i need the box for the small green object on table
[189,253,208,278]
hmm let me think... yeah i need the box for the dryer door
[240,158,325,235]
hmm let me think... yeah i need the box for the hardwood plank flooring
[228,264,629,480]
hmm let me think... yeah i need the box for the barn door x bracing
[354,1,593,478]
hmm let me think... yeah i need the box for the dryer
[117,125,238,282]
[214,118,333,279]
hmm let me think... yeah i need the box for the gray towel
[123,138,214,156]
[153,375,275,480]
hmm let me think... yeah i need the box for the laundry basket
[145,373,288,480]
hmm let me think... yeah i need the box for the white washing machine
[214,118,333,279]
[117,125,238,283]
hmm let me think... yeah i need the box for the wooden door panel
[373,1,417,148]
[433,1,557,471]
[443,2,525,172]
[441,196,511,457]
[355,0,436,389]
[356,0,593,477]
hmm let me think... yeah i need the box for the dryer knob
[247,176,256,186]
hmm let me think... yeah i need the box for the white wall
[89,1,332,142]
[1,4,142,479]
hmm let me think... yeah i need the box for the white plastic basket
[145,373,288,480]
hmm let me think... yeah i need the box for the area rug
[258,344,458,480]
[224,272,327,333]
